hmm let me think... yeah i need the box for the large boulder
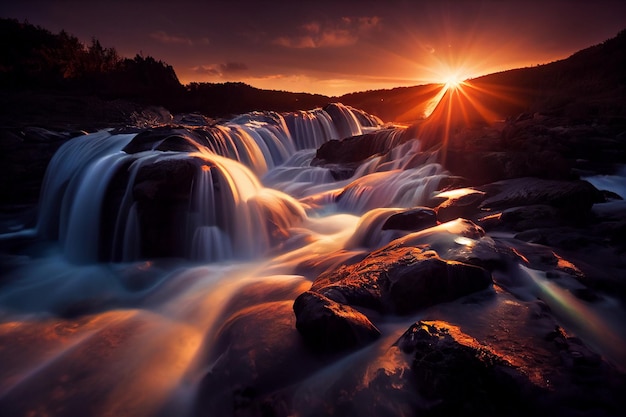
[386,251,494,314]
[293,219,501,351]
[482,204,562,231]
[122,157,199,258]
[293,291,380,352]
[478,177,604,218]
[444,149,572,184]
[122,127,205,153]
[435,177,606,232]
[381,207,438,231]
[435,189,487,222]
[396,321,540,416]
[312,128,406,166]
[310,245,493,315]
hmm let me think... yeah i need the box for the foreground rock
[381,207,438,231]
[310,246,492,316]
[294,221,495,352]
[293,291,380,352]
[396,321,540,416]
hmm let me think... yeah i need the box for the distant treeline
[0,18,329,117]
[0,19,181,101]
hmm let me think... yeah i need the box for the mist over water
[1,103,624,416]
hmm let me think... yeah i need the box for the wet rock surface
[309,245,493,315]
[293,291,381,352]
[381,207,438,231]
[130,157,200,258]
[395,321,540,416]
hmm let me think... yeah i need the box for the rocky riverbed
[0,102,625,417]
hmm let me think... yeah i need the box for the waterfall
[31,103,382,263]
[36,131,136,240]
[583,165,626,200]
[336,164,446,214]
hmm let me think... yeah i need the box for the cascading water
[30,103,377,264]
[1,103,625,417]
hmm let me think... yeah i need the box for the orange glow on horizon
[439,67,468,92]
[408,63,529,168]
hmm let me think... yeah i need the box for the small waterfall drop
[336,163,446,214]
[31,103,382,264]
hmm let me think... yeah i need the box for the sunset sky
[2,0,625,96]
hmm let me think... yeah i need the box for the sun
[443,73,463,90]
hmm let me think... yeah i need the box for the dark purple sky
[2,0,625,95]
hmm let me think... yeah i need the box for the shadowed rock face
[478,177,604,214]
[396,321,539,416]
[122,127,207,153]
[381,207,438,231]
[0,127,82,208]
[435,177,604,225]
[443,149,572,184]
[313,128,406,165]
[293,291,381,352]
[311,246,493,315]
[131,157,199,258]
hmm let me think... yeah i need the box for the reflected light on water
[435,187,484,200]
[453,236,475,246]
[0,310,204,417]
[522,265,626,371]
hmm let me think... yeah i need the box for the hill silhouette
[345,28,626,124]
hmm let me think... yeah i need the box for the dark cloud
[191,62,249,77]
[273,15,381,49]
[150,30,193,46]
[220,62,249,73]
[149,30,210,46]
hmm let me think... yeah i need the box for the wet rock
[172,112,215,126]
[387,252,493,314]
[482,204,562,231]
[381,207,438,231]
[196,300,327,416]
[478,177,604,219]
[514,227,598,250]
[131,157,199,258]
[122,127,206,153]
[293,291,380,352]
[311,245,493,315]
[312,128,406,166]
[133,157,198,200]
[396,321,539,416]
[435,189,486,222]
[444,149,572,184]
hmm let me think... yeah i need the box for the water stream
[0,103,624,416]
